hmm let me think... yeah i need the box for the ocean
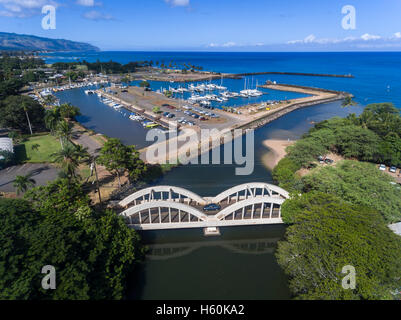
[44,51,401,107]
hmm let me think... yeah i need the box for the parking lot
[0,163,59,193]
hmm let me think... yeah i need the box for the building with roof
[0,138,13,161]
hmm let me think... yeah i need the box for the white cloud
[393,32,401,39]
[287,34,317,44]
[361,33,381,41]
[222,41,236,47]
[83,10,113,21]
[0,0,57,17]
[304,34,316,43]
[76,0,94,6]
[207,42,237,48]
[164,0,190,7]
[288,33,389,45]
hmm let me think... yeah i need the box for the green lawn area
[15,134,61,163]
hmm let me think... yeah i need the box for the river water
[49,51,401,299]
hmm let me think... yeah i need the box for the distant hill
[0,32,99,52]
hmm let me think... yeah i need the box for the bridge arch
[212,182,289,204]
[119,185,207,207]
[121,201,209,229]
[216,196,284,221]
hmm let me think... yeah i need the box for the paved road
[0,163,60,193]
[72,128,102,155]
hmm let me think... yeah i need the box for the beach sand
[261,139,295,170]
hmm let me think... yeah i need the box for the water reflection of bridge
[146,238,281,261]
[119,183,289,231]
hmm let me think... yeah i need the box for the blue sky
[1,0,401,51]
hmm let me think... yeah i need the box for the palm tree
[341,96,357,108]
[52,143,89,180]
[44,109,61,134]
[13,175,36,195]
[59,103,80,121]
[55,120,73,149]
[22,102,33,135]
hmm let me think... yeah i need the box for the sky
[1,0,401,51]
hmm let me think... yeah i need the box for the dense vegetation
[0,179,142,300]
[277,103,401,170]
[52,60,153,74]
[0,95,45,133]
[277,192,401,300]
[273,102,401,300]
[302,161,401,223]
[51,59,205,74]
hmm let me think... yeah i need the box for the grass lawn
[15,134,61,163]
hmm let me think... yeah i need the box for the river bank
[261,139,295,170]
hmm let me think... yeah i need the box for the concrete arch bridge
[118,183,289,231]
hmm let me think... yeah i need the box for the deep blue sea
[44,51,401,107]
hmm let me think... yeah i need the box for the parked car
[163,112,170,117]
[162,104,175,110]
[203,204,221,212]
[325,158,334,164]
[389,166,397,173]
[379,164,386,171]
[167,113,175,118]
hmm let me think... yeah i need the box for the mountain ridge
[0,32,100,52]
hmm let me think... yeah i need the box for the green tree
[277,192,401,300]
[25,178,89,215]
[0,78,24,100]
[59,103,80,121]
[44,109,62,134]
[97,138,146,188]
[55,120,73,149]
[139,80,150,88]
[152,106,161,114]
[13,174,36,195]
[341,96,357,108]
[0,194,142,300]
[52,143,89,180]
[0,198,42,299]
[333,125,381,160]
[301,160,401,223]
[0,95,45,133]
[272,158,302,192]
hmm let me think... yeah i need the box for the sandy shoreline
[261,139,295,170]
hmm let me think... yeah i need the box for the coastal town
[1,23,401,303]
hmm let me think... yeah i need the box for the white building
[0,138,13,160]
